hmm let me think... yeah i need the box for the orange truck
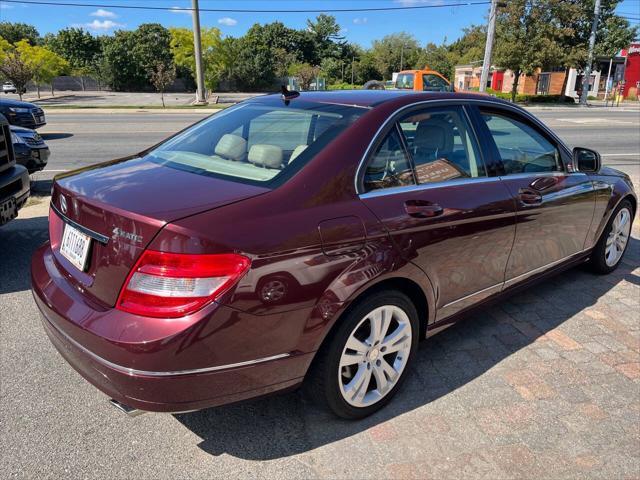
[364,67,453,92]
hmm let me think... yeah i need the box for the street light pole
[580,0,601,106]
[191,0,207,105]
[479,0,498,93]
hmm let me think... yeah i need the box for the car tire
[305,290,419,419]
[589,199,634,274]
[363,80,386,90]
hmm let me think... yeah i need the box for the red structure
[621,43,640,98]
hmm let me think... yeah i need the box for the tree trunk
[51,83,55,96]
[511,71,521,103]
[161,91,165,108]
[80,76,85,91]
[36,83,41,99]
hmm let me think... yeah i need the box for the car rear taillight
[116,250,250,318]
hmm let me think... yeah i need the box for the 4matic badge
[112,227,143,243]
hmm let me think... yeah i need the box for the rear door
[358,104,516,322]
[475,106,596,286]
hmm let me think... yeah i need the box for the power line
[1,0,491,13]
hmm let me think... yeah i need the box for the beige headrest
[215,134,247,161]
[289,145,308,163]
[248,144,283,169]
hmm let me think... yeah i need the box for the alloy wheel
[338,305,412,408]
[605,207,632,267]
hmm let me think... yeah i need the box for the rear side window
[395,73,415,90]
[363,128,415,192]
[422,74,449,92]
[398,108,485,184]
[481,112,562,174]
[148,102,365,185]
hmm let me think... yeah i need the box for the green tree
[306,14,345,61]
[104,24,173,91]
[0,22,40,45]
[44,28,101,90]
[289,62,320,90]
[371,33,420,79]
[0,47,33,100]
[418,42,458,81]
[16,40,69,97]
[448,25,487,65]
[493,0,560,101]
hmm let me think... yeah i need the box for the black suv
[0,114,30,226]
[0,98,46,129]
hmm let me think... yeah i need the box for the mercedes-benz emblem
[60,195,67,215]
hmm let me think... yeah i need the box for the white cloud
[90,8,117,18]
[0,3,13,9]
[218,17,238,26]
[353,17,368,25]
[74,20,125,32]
[169,6,191,15]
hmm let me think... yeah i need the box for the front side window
[148,102,365,184]
[395,73,415,90]
[422,74,449,92]
[398,108,485,184]
[363,128,415,192]
[481,112,562,174]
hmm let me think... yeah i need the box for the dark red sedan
[31,91,636,419]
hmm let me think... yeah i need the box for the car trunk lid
[49,156,269,307]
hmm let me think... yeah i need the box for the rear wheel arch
[312,277,430,361]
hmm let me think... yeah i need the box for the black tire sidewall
[320,291,420,419]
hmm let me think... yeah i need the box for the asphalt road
[1,107,639,479]
[33,107,640,181]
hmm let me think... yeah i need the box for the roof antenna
[281,85,300,105]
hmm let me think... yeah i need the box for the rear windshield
[147,101,366,185]
[395,73,415,90]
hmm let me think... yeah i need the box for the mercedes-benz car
[31,91,636,419]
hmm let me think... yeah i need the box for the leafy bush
[327,82,360,90]
[484,89,575,104]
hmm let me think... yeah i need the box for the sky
[0,0,639,48]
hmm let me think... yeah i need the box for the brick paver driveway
[2,183,639,480]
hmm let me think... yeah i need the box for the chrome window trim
[51,201,110,244]
[359,176,502,199]
[354,98,574,195]
[43,313,290,377]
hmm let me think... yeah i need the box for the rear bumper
[31,243,314,412]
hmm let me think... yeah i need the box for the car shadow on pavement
[0,215,49,295]
[175,236,639,461]
[40,133,73,140]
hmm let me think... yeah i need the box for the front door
[476,108,596,286]
[359,105,516,321]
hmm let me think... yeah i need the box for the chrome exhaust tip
[109,398,146,417]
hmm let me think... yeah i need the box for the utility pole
[479,0,498,93]
[191,0,207,105]
[580,0,601,106]
[351,57,355,85]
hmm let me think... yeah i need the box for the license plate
[32,149,40,159]
[38,115,45,123]
[60,223,92,271]
[0,197,17,225]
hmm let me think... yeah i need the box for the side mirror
[573,147,601,173]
